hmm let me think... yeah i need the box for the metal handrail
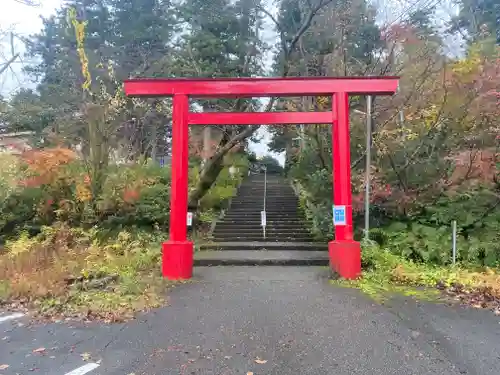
[263,167,267,212]
[262,165,267,239]
[248,162,268,238]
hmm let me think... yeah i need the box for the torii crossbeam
[124,76,399,280]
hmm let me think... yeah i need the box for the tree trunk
[184,0,335,207]
[188,151,225,208]
[187,122,258,207]
[151,120,158,162]
[86,103,109,208]
[202,125,211,167]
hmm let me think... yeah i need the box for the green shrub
[0,147,253,237]
[0,154,49,239]
[95,163,172,228]
[292,165,500,267]
[200,167,239,210]
[338,242,485,302]
[257,155,283,174]
[198,153,249,210]
[292,168,334,240]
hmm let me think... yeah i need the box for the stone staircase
[195,172,329,266]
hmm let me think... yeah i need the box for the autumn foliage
[285,23,499,266]
[20,147,77,187]
[0,147,170,229]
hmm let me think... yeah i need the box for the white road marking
[64,363,100,375]
[0,313,25,323]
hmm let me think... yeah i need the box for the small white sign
[260,210,267,227]
[333,205,347,226]
[187,212,193,226]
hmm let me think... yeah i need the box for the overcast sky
[1,0,60,94]
[1,0,459,163]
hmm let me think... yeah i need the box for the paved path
[1,267,499,375]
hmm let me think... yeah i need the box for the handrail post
[263,166,267,239]
[364,95,372,240]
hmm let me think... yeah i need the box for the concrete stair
[195,250,328,266]
[195,172,328,266]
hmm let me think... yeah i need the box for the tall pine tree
[268,0,382,172]
[20,0,176,157]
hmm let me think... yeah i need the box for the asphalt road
[1,266,499,375]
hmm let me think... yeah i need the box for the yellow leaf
[81,352,91,361]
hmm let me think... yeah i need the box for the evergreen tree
[9,0,336,205]
[19,0,176,156]
[109,0,175,79]
[269,0,382,171]
[173,0,266,205]
[450,0,499,42]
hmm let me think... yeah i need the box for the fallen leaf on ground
[255,358,267,364]
[33,348,46,354]
[246,372,253,375]
[0,364,9,370]
[80,352,91,361]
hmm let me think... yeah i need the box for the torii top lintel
[124,76,399,98]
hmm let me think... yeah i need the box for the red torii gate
[124,76,399,280]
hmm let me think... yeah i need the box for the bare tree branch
[13,0,41,6]
[189,0,337,205]
[286,0,334,59]
[0,53,19,76]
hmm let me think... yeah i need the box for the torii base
[162,241,194,279]
[328,240,361,279]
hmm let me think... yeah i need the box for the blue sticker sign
[333,205,347,226]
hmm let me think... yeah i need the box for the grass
[334,241,500,306]
[0,223,177,322]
